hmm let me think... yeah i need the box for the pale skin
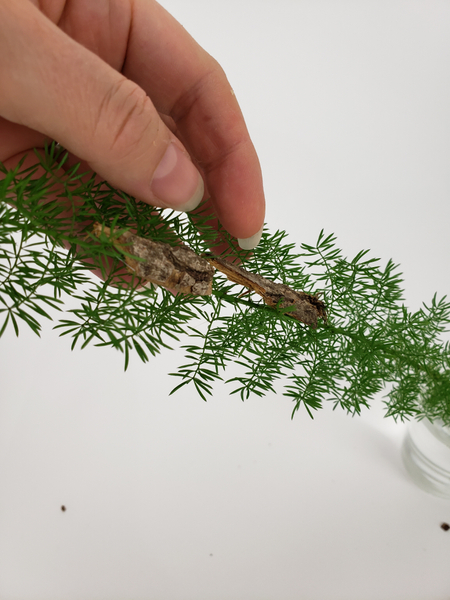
[0,0,265,259]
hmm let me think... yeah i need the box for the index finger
[123,0,265,248]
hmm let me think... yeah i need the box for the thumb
[0,1,204,213]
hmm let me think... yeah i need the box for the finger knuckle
[96,78,155,156]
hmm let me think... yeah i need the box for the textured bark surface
[93,224,214,295]
[206,255,327,328]
[93,224,327,325]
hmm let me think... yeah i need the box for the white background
[1,1,450,598]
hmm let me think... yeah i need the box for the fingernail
[238,226,264,250]
[151,143,204,212]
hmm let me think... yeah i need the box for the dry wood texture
[206,255,326,328]
[93,224,326,326]
[93,224,214,295]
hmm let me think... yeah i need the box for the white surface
[1,1,450,598]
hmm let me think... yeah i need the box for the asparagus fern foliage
[1,144,450,424]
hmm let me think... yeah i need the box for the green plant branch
[1,144,450,424]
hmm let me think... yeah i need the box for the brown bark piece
[93,224,214,295]
[93,224,326,326]
[206,256,326,328]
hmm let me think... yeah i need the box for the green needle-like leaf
[1,144,450,424]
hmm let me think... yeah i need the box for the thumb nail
[238,226,264,250]
[151,143,204,212]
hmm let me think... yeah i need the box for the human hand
[0,0,265,250]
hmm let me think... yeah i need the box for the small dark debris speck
[441,522,449,531]
[61,505,66,512]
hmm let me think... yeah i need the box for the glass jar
[402,418,450,499]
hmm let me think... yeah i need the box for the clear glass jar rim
[424,419,450,448]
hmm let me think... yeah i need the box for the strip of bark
[93,224,214,295]
[206,255,327,328]
[93,224,327,326]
